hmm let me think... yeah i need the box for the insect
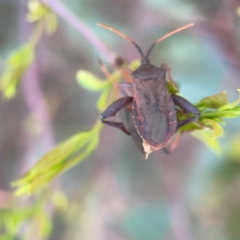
[99,23,200,158]
[119,71,186,156]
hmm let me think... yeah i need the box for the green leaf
[62,133,99,172]
[76,70,109,91]
[96,87,111,111]
[191,129,221,155]
[0,45,34,98]
[227,136,240,162]
[44,11,58,35]
[13,132,90,195]
[210,117,225,124]
[27,0,58,36]
[215,107,240,118]
[0,189,60,240]
[167,82,179,95]
[201,119,224,139]
[219,89,240,111]
[27,0,49,22]
[2,209,29,236]
[177,122,202,132]
[37,211,52,238]
[45,12,57,35]
[13,123,102,196]
[0,235,11,240]
[128,59,140,71]
[196,91,227,109]
[51,191,68,211]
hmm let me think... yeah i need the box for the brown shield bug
[99,23,200,158]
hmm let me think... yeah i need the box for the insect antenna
[145,23,195,60]
[97,58,121,98]
[98,23,145,59]
[97,58,115,83]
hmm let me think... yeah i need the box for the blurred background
[0,0,240,239]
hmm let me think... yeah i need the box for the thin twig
[41,0,115,63]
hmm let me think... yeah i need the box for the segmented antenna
[97,58,113,81]
[145,23,195,59]
[98,23,195,62]
[98,23,145,59]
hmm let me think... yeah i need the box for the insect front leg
[119,82,133,97]
[160,64,178,89]
[171,95,200,129]
[100,96,133,135]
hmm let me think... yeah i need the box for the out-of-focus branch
[41,0,115,63]
[19,1,55,174]
[22,61,55,150]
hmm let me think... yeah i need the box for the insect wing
[132,73,176,148]
[120,107,145,155]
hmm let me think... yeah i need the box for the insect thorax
[131,63,166,81]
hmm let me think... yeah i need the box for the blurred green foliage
[0,45,34,98]
[13,123,101,196]
[1,0,240,240]
[188,90,240,154]
[27,0,57,35]
[0,190,68,240]
[0,0,57,98]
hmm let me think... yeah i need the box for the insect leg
[119,82,133,97]
[162,132,183,154]
[100,96,133,135]
[119,82,133,87]
[120,68,133,84]
[161,64,178,89]
[171,95,200,129]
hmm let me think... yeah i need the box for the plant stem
[40,0,115,63]
[200,106,240,119]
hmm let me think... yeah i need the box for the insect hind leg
[171,95,200,129]
[161,132,183,154]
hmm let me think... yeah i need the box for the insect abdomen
[132,88,176,149]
